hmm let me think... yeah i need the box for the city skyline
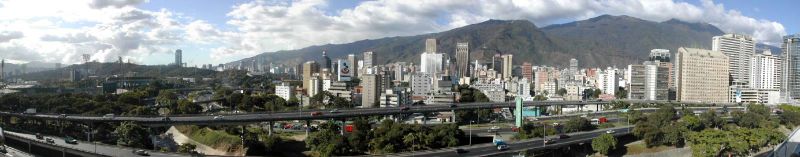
[0,0,797,67]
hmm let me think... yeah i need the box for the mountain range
[229,15,777,68]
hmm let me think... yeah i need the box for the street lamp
[469,120,475,145]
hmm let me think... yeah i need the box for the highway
[0,101,612,125]
[4,131,186,157]
[388,126,633,157]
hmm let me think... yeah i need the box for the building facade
[751,49,778,89]
[782,34,800,102]
[455,42,469,78]
[502,54,513,80]
[361,74,381,108]
[713,34,755,88]
[302,61,320,95]
[676,47,730,103]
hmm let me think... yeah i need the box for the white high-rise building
[713,34,755,88]
[421,53,443,74]
[363,51,374,68]
[502,54,513,80]
[597,67,618,95]
[751,49,778,89]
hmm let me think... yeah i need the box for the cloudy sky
[0,0,796,66]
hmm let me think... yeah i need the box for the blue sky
[0,0,795,66]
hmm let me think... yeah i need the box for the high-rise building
[676,47,729,103]
[302,61,320,95]
[628,61,669,100]
[502,54,513,79]
[0,59,4,81]
[361,74,381,108]
[425,38,437,53]
[421,53,443,74]
[174,49,182,67]
[521,62,533,81]
[347,54,359,78]
[751,49,778,89]
[308,75,323,97]
[363,51,374,68]
[569,58,578,75]
[782,34,800,102]
[411,73,432,96]
[393,62,406,82]
[713,34,755,87]
[649,49,674,89]
[322,51,332,70]
[597,67,618,95]
[455,42,469,78]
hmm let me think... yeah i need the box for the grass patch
[625,141,676,155]
[175,125,242,152]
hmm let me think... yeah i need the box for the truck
[24,108,36,114]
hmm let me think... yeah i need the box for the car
[35,133,43,139]
[213,115,224,120]
[45,138,55,143]
[559,134,570,139]
[454,148,468,154]
[103,113,115,119]
[161,117,171,121]
[311,111,323,116]
[544,139,556,144]
[329,109,340,113]
[496,144,509,151]
[132,149,149,156]
[606,130,616,134]
[59,114,67,118]
[64,136,78,144]
[400,106,410,111]
[449,104,458,108]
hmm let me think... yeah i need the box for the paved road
[389,126,633,157]
[5,131,186,157]
[3,146,33,157]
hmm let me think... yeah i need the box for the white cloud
[0,0,788,65]
[209,0,786,62]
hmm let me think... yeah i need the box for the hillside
[16,62,219,81]
[228,15,773,68]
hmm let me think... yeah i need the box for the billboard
[338,60,352,81]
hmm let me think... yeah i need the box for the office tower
[751,49,778,89]
[492,54,502,72]
[302,61,320,95]
[502,54,513,79]
[0,59,3,81]
[394,62,406,82]
[363,51,374,68]
[455,42,469,78]
[649,49,674,89]
[175,49,182,67]
[421,53,443,74]
[425,38,437,53]
[782,34,800,101]
[308,75,323,97]
[628,61,669,100]
[322,51,332,70]
[569,58,578,75]
[347,54,359,78]
[361,74,381,108]
[713,34,755,87]
[275,83,294,101]
[411,73,432,96]
[521,62,533,81]
[676,47,729,103]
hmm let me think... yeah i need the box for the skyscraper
[676,47,729,103]
[782,34,800,102]
[425,38,437,53]
[322,51,332,70]
[347,54,359,78]
[175,49,182,67]
[628,61,669,100]
[455,42,469,78]
[569,58,578,75]
[361,74,381,108]
[302,61,320,95]
[362,51,374,68]
[649,49,674,89]
[0,59,4,81]
[751,49,778,89]
[713,34,755,87]
[421,53,443,74]
[501,54,513,79]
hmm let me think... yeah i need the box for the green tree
[680,115,703,131]
[592,89,602,98]
[592,133,617,155]
[699,110,723,129]
[176,99,202,114]
[114,121,151,148]
[564,117,594,132]
[556,88,567,96]
[615,87,627,99]
[156,89,178,106]
[177,143,197,153]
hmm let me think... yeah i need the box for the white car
[490,126,501,130]
[606,130,616,134]
[213,115,224,120]
[496,144,509,151]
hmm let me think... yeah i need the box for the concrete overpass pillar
[267,121,273,136]
[340,118,346,136]
[451,109,456,124]
[305,120,311,136]
[422,114,427,125]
